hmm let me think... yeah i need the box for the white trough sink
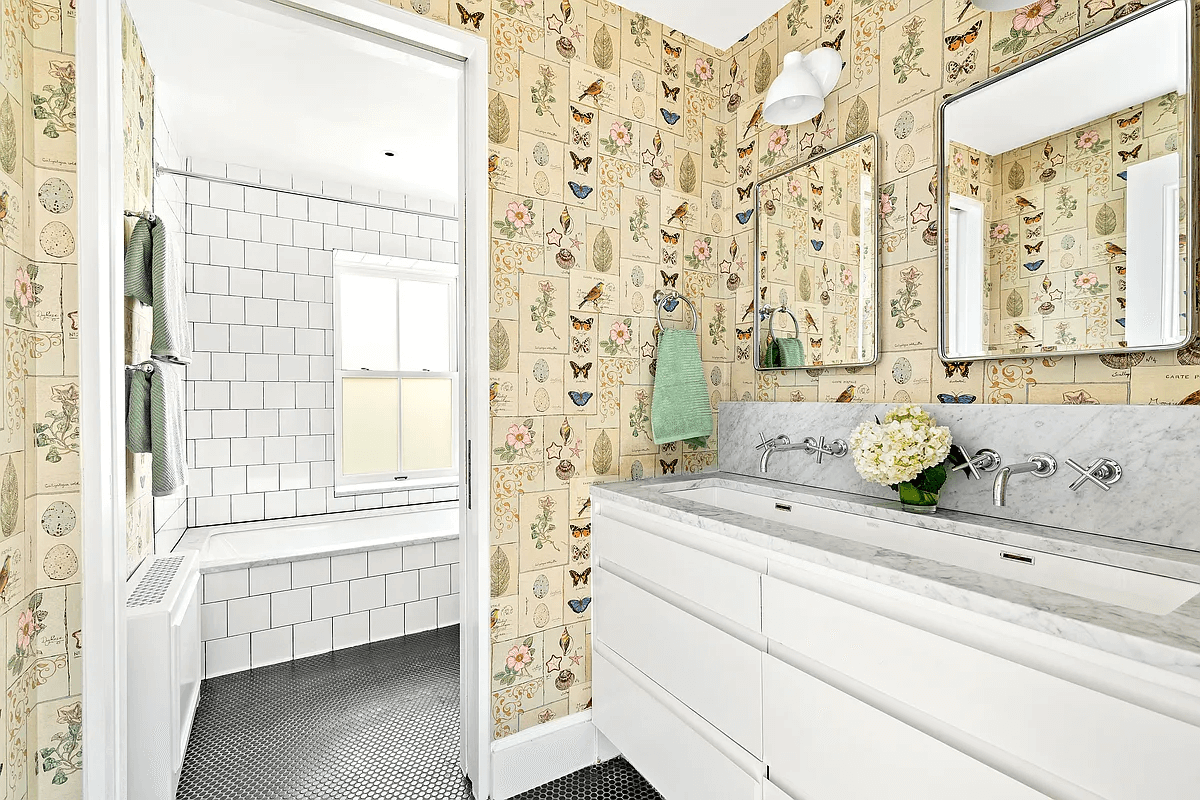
[663,484,1199,616]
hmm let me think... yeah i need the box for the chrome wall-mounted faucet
[1065,457,1122,493]
[992,453,1057,507]
[949,445,1002,480]
[755,433,848,473]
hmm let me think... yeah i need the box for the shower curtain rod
[153,166,459,223]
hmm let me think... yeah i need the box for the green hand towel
[651,328,713,446]
[764,339,780,368]
[125,218,193,364]
[777,337,804,368]
[125,361,188,496]
[126,369,152,454]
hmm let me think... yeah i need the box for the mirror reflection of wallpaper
[947,91,1189,355]
[757,135,876,368]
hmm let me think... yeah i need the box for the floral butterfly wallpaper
[371,0,1200,740]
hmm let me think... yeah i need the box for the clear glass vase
[897,480,939,513]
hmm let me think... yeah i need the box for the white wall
[181,161,459,527]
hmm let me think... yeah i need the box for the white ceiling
[625,0,782,50]
[125,0,462,204]
[945,0,1186,155]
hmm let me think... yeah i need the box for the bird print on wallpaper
[1105,241,1127,259]
[1014,195,1037,210]
[743,103,763,137]
[666,202,690,225]
[804,310,819,332]
[1013,323,1035,341]
[578,79,606,103]
[0,554,13,602]
[578,282,606,309]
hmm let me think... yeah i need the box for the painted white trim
[81,0,491,797]
[491,713,602,800]
[78,1,128,798]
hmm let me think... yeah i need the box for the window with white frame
[333,251,459,493]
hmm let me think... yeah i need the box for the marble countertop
[592,472,1200,686]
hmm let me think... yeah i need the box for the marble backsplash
[718,401,1200,551]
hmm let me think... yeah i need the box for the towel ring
[653,289,698,333]
[768,305,801,341]
[125,361,156,375]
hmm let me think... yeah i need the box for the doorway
[78,1,491,797]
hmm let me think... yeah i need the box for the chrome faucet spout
[992,454,1057,507]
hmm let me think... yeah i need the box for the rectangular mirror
[939,0,1193,360]
[754,134,879,370]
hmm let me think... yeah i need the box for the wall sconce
[972,0,1028,11]
[763,47,842,125]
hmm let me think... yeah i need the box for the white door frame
[76,2,492,798]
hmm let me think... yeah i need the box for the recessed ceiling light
[384,151,395,157]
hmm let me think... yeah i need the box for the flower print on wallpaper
[397,0,1200,743]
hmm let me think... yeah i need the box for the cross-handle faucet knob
[1065,457,1122,492]
[950,446,1002,480]
[756,432,791,451]
[803,436,849,464]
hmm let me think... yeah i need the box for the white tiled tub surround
[181,158,460,527]
[197,536,461,677]
[150,103,190,556]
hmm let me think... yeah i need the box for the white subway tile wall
[200,541,460,678]
[183,162,461,526]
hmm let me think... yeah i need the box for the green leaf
[32,106,48,119]
[46,447,62,463]
[52,771,67,785]
[30,95,47,105]
[914,463,948,493]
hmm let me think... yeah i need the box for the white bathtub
[176,505,459,571]
[175,505,462,677]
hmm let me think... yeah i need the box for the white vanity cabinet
[593,501,1200,800]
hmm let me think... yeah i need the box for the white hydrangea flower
[850,406,953,487]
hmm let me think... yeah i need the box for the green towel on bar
[651,327,713,447]
[124,217,192,364]
[777,337,804,368]
[126,361,188,496]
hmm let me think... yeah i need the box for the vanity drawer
[593,513,763,631]
[593,567,763,756]
[763,574,1200,800]
[763,655,1051,800]
[593,651,759,800]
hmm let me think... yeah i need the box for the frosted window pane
[401,378,454,471]
[342,378,399,475]
[398,280,452,372]
[340,274,398,371]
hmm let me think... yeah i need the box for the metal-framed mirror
[938,0,1194,361]
[754,133,880,370]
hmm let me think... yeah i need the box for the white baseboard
[490,712,603,800]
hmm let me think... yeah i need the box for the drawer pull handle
[1000,551,1035,565]
[775,503,793,512]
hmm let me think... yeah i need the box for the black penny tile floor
[508,758,663,800]
[176,624,661,800]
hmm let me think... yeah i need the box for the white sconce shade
[971,0,1028,11]
[763,48,843,125]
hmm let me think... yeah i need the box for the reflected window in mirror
[939,0,1193,361]
[755,133,879,370]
